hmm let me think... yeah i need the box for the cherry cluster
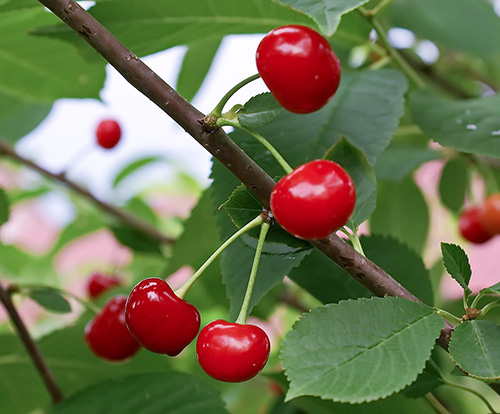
[459,193,500,244]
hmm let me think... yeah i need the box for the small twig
[0,139,173,245]
[0,281,63,404]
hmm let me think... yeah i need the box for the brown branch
[0,282,63,404]
[0,139,173,245]
[35,0,454,348]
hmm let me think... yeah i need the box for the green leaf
[238,93,283,129]
[438,157,469,213]
[449,320,500,381]
[0,187,9,225]
[374,145,442,182]
[480,281,500,296]
[401,353,444,398]
[440,243,471,294]
[47,372,229,414]
[370,176,429,254]
[411,90,500,159]
[0,8,105,102]
[176,38,222,102]
[324,137,376,227]
[0,93,51,143]
[112,156,164,188]
[275,0,370,37]
[111,223,162,255]
[26,288,72,314]
[281,296,443,403]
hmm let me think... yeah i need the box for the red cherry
[96,119,121,149]
[84,295,140,361]
[479,193,500,235]
[125,277,200,356]
[270,159,356,240]
[196,320,270,382]
[256,25,341,114]
[459,206,492,244]
[86,272,122,299]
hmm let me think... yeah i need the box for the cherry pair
[459,194,500,244]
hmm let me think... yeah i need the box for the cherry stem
[210,73,261,118]
[235,220,270,325]
[175,214,265,299]
[424,393,452,414]
[61,143,95,177]
[436,309,462,324]
[470,292,485,310]
[217,118,293,175]
[370,0,395,15]
[0,281,63,404]
[472,154,499,196]
[480,299,500,317]
[340,223,365,256]
[443,380,499,414]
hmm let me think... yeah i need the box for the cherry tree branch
[0,139,173,245]
[0,282,63,404]
[35,0,454,348]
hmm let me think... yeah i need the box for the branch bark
[0,139,173,245]
[0,282,63,404]
[36,0,454,348]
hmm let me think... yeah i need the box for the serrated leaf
[112,156,163,188]
[281,297,443,403]
[449,320,500,381]
[0,188,9,225]
[480,282,500,296]
[275,0,370,37]
[238,93,283,129]
[401,353,444,398]
[411,90,500,159]
[27,288,72,314]
[441,243,471,293]
[438,157,468,213]
[47,372,229,414]
[324,137,376,226]
[370,176,429,254]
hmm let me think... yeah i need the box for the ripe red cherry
[270,159,356,240]
[479,193,500,235]
[256,25,341,114]
[125,277,200,356]
[86,272,122,299]
[196,320,270,382]
[459,206,492,244]
[96,119,121,149]
[84,295,140,361]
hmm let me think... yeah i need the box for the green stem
[217,118,293,174]
[370,0,395,15]
[444,380,499,414]
[358,7,425,88]
[480,299,500,317]
[341,224,365,256]
[175,215,264,299]
[436,309,462,324]
[473,155,499,196]
[235,221,270,324]
[210,73,261,117]
[462,291,469,312]
[470,292,484,310]
[425,393,453,414]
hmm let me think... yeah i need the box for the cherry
[84,295,140,361]
[196,319,270,382]
[256,25,341,114]
[270,159,356,240]
[479,193,500,235]
[125,277,200,356]
[96,119,121,149]
[86,272,122,299]
[459,206,492,244]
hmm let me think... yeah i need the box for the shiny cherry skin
[459,206,492,244]
[86,272,122,299]
[196,320,270,382]
[270,159,356,240]
[125,277,200,356]
[256,25,341,114]
[96,119,121,149]
[479,193,500,235]
[84,295,140,361]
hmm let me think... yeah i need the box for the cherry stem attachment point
[210,73,261,118]
[217,118,293,175]
[175,214,265,299]
[235,220,270,325]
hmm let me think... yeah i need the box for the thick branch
[0,282,63,403]
[0,140,173,245]
[36,0,453,347]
